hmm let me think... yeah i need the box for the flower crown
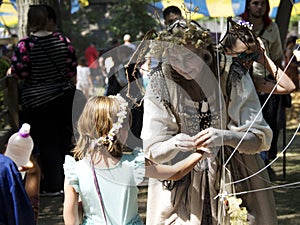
[237,20,253,30]
[107,94,128,141]
[91,94,128,149]
[219,17,259,52]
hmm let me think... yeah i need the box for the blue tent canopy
[152,0,245,18]
[154,0,300,18]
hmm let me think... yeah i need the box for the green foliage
[0,57,10,129]
[59,1,159,56]
[289,15,300,24]
[104,0,158,42]
[289,15,300,30]
[0,58,10,78]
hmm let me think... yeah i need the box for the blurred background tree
[63,0,158,56]
[103,0,158,42]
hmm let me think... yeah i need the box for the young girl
[76,56,94,99]
[63,94,210,225]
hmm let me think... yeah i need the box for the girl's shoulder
[64,155,89,170]
[122,148,146,185]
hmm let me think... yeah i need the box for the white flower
[105,94,128,141]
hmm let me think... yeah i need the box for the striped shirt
[11,31,77,108]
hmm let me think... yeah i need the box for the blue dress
[64,148,145,225]
[0,154,36,225]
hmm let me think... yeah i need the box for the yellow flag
[79,0,89,7]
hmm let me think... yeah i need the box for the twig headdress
[147,19,212,61]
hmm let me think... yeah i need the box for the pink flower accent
[11,55,17,61]
[16,63,24,69]
[68,45,74,52]
[65,37,71,43]
[21,72,29,77]
[17,41,25,48]
[66,72,73,77]
[29,42,34,49]
[19,46,27,53]
[59,35,64,42]
[22,55,29,62]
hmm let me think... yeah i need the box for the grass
[272,91,300,225]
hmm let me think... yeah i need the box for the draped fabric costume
[141,61,277,225]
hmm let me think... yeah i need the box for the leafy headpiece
[148,19,212,61]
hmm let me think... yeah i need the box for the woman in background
[10,5,77,196]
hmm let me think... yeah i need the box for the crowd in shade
[1,0,299,225]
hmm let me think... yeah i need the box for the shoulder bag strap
[258,23,268,37]
[30,35,67,80]
[90,160,108,225]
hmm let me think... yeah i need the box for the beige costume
[141,61,277,225]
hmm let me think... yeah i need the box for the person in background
[98,39,120,91]
[21,5,57,220]
[284,35,300,90]
[123,33,136,51]
[0,154,36,225]
[145,5,183,71]
[20,154,40,221]
[76,56,93,99]
[240,0,288,177]
[105,44,144,149]
[7,5,58,220]
[163,5,182,26]
[105,45,135,96]
[63,95,212,225]
[220,18,295,96]
[43,4,59,32]
[4,34,19,59]
[10,5,77,196]
[85,42,100,86]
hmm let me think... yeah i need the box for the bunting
[71,0,89,14]
[155,0,300,18]
[0,0,17,27]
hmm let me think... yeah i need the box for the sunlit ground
[38,92,300,225]
[273,91,300,225]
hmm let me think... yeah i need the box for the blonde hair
[73,96,127,160]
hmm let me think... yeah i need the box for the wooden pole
[275,0,294,180]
